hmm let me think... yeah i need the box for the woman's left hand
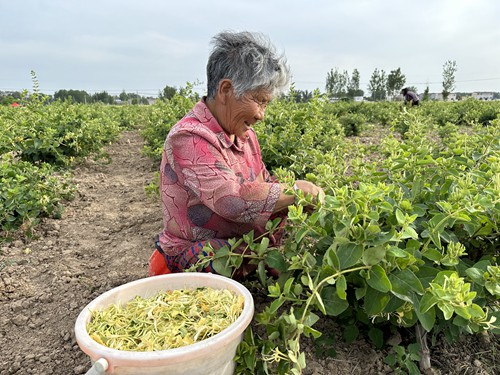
[294,180,325,205]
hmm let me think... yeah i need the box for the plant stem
[416,323,432,372]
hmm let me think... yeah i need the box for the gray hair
[206,31,291,99]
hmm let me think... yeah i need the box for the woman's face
[222,89,271,139]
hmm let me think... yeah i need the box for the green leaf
[383,295,406,313]
[308,211,320,225]
[294,283,303,296]
[465,267,484,285]
[389,269,424,302]
[362,245,386,266]
[413,294,436,332]
[455,306,471,320]
[406,361,421,375]
[243,231,254,245]
[304,325,322,339]
[337,243,363,269]
[364,288,390,315]
[303,311,320,327]
[355,284,367,300]
[324,245,340,270]
[258,237,269,256]
[440,302,454,320]
[387,246,408,258]
[422,247,442,262]
[257,260,266,285]
[212,257,232,277]
[367,265,392,293]
[416,266,440,289]
[401,226,419,240]
[343,325,359,343]
[213,246,230,258]
[295,227,309,243]
[395,208,406,225]
[321,286,349,316]
[283,277,294,295]
[384,353,396,366]
[265,250,287,272]
[336,275,347,300]
[368,327,384,349]
[429,213,448,232]
[301,273,314,290]
[269,297,285,314]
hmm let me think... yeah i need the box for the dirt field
[0,130,498,375]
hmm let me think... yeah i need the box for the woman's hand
[273,180,325,213]
[294,180,325,205]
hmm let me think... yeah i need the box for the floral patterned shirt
[158,98,281,255]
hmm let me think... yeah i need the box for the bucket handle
[85,358,109,375]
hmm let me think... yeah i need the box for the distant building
[429,93,443,101]
[472,92,494,100]
[427,93,458,101]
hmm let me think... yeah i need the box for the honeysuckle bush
[0,152,74,235]
[255,91,346,174]
[193,109,499,374]
[0,95,129,235]
[0,99,123,166]
[419,98,500,127]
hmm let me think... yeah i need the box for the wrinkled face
[222,89,271,139]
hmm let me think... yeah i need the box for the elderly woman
[149,31,324,278]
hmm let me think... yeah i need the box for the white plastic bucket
[75,273,254,374]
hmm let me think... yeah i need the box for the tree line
[2,61,498,106]
[326,60,461,101]
[0,89,154,105]
[0,83,203,106]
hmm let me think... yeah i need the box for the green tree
[92,91,114,104]
[442,60,457,100]
[347,69,364,98]
[325,68,349,98]
[423,86,430,101]
[294,90,314,103]
[54,89,91,103]
[159,85,177,100]
[386,68,406,100]
[119,90,128,102]
[368,68,387,101]
[0,91,22,105]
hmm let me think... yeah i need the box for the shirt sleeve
[166,128,281,227]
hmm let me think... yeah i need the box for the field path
[0,130,162,374]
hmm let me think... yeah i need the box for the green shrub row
[0,98,132,235]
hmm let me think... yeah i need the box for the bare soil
[0,130,498,375]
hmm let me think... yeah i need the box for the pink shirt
[158,99,281,256]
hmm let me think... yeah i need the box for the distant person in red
[401,87,420,106]
[148,31,324,279]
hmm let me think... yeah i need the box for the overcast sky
[1,0,499,97]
